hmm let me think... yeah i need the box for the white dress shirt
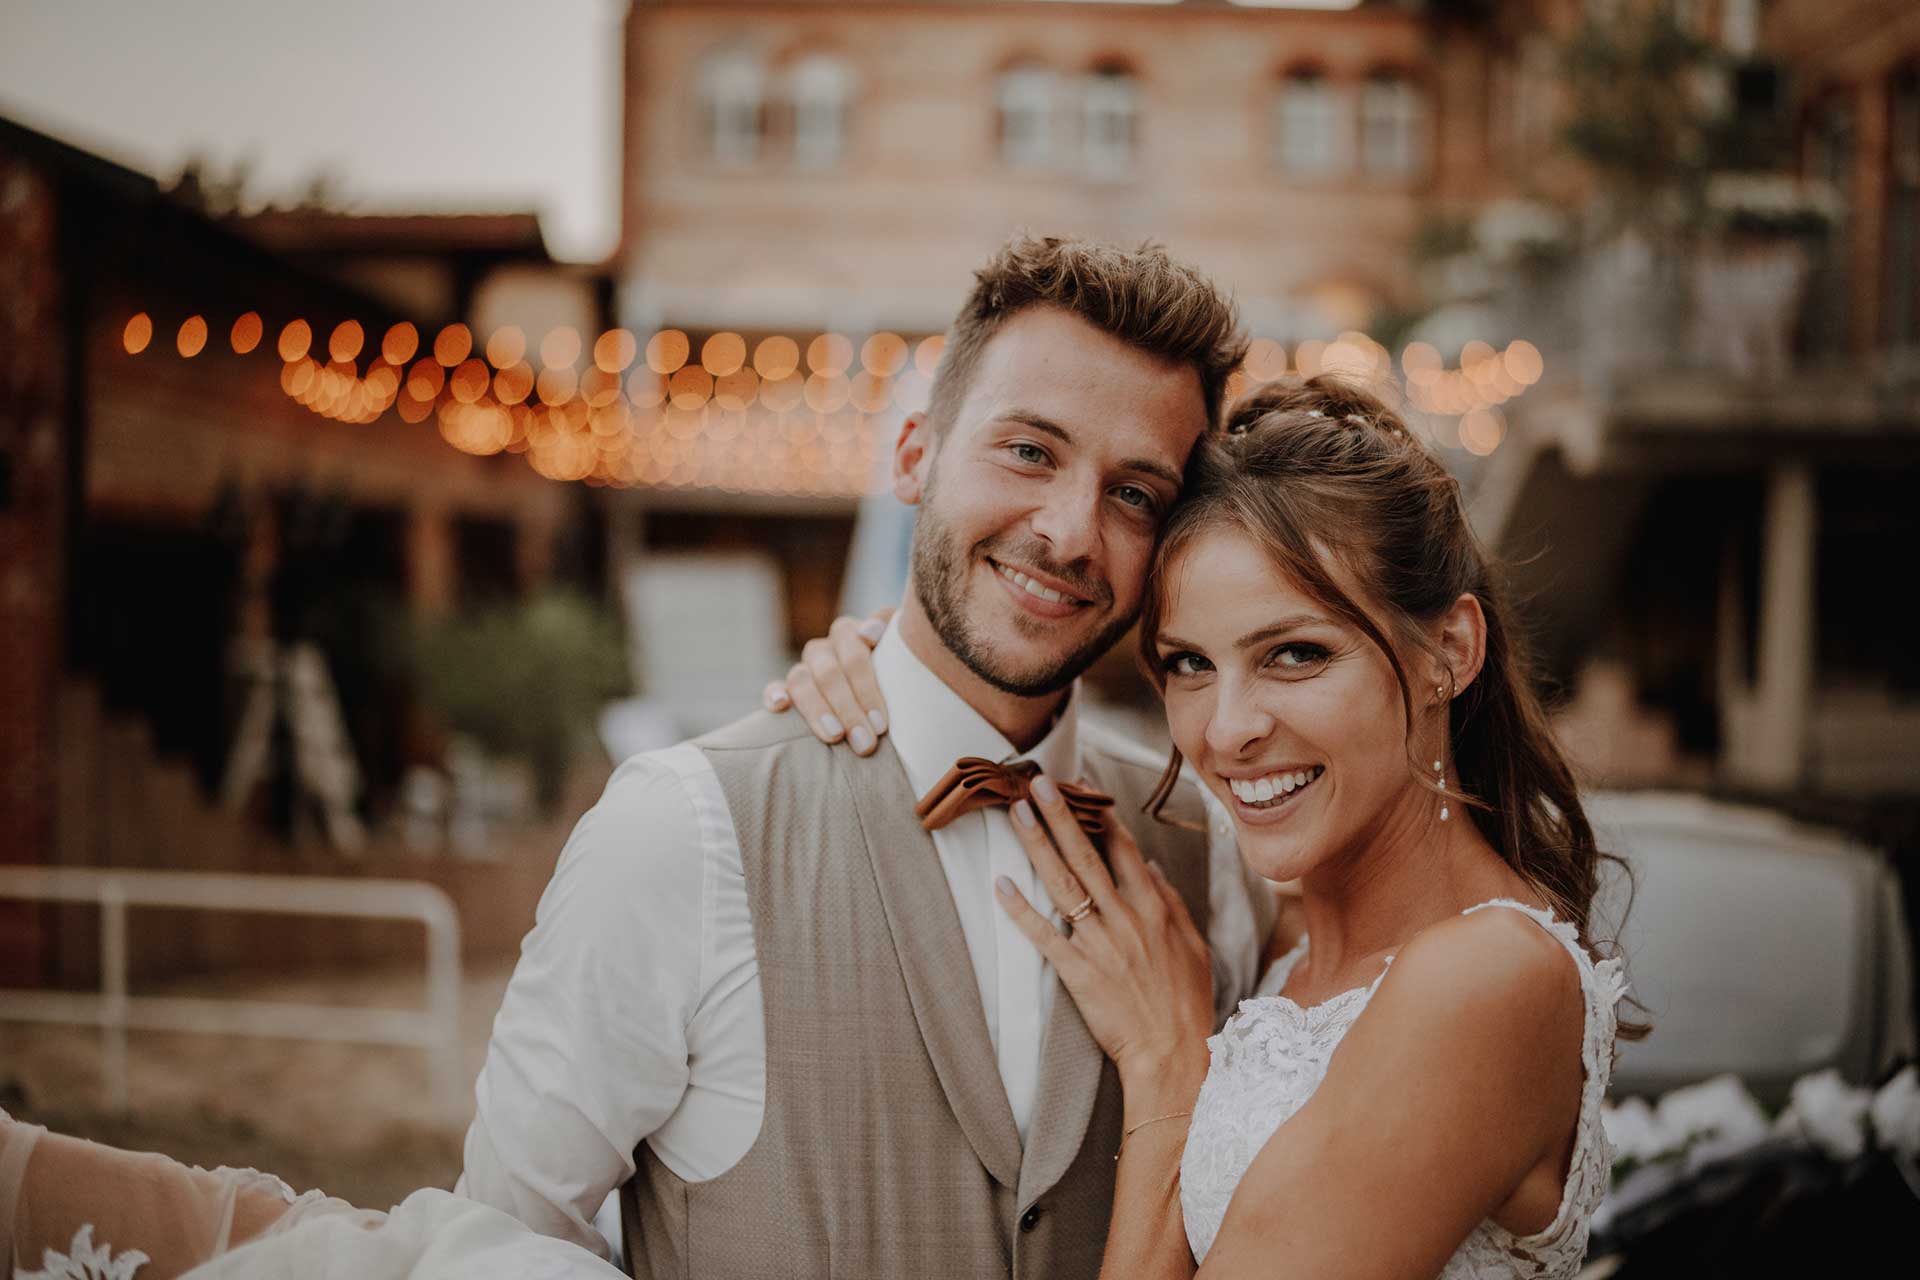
[459,620,1262,1259]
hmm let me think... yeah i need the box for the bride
[774,375,1641,1277]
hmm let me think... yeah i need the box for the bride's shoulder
[1364,904,1585,1063]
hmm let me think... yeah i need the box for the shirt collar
[873,614,1081,799]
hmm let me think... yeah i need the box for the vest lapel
[1016,970,1105,1206]
[837,745,1024,1189]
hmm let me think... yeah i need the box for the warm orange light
[759,372,804,412]
[382,322,419,366]
[407,359,446,400]
[123,312,153,354]
[1224,370,1251,406]
[891,369,932,414]
[1401,341,1442,384]
[433,323,473,367]
[669,366,713,409]
[541,326,582,370]
[861,333,909,378]
[176,315,208,358]
[1293,338,1327,379]
[1460,408,1505,455]
[397,392,434,424]
[1243,338,1288,382]
[913,335,945,378]
[753,335,800,381]
[364,362,400,400]
[1460,339,1495,371]
[230,312,263,354]
[645,329,690,375]
[807,333,853,377]
[805,372,852,414]
[495,361,535,406]
[329,320,365,364]
[714,367,760,411]
[486,326,527,369]
[1503,340,1543,386]
[594,328,638,373]
[277,319,311,362]
[849,370,892,414]
[280,357,316,397]
[580,365,623,407]
[627,369,667,408]
[537,365,580,406]
[701,332,747,377]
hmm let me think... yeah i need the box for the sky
[0,0,626,263]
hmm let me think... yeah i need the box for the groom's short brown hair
[925,234,1247,436]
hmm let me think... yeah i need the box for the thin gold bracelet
[1114,1110,1192,1161]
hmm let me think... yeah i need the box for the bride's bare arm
[1195,912,1585,1280]
[3,1114,297,1279]
[762,609,893,755]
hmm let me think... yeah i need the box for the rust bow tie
[914,757,1115,847]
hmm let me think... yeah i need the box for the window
[698,46,765,167]
[997,62,1058,169]
[1359,72,1425,179]
[1082,64,1140,180]
[787,55,854,171]
[1275,70,1348,177]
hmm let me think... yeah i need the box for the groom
[460,235,1267,1278]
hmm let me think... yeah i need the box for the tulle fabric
[0,1111,622,1280]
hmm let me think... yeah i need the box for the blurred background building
[1,0,1916,1219]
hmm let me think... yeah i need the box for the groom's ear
[892,413,937,506]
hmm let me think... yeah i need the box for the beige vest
[619,710,1215,1279]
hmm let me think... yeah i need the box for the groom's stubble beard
[909,460,1139,698]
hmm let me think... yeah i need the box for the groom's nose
[1026,473,1104,567]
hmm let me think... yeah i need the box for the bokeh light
[486,326,527,369]
[278,319,312,362]
[541,326,582,370]
[123,313,153,354]
[329,320,364,364]
[701,332,747,377]
[594,328,638,373]
[753,335,800,380]
[433,323,473,367]
[177,316,208,358]
[230,312,263,355]
[646,329,691,375]
[382,322,419,367]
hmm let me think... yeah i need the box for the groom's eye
[1010,442,1049,466]
[1112,484,1157,513]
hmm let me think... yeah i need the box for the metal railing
[0,867,464,1117]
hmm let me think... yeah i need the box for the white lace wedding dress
[0,1111,622,1280]
[1181,899,1630,1276]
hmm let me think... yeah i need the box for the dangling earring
[1434,683,1450,822]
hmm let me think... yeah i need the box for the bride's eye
[1265,642,1330,674]
[1161,651,1212,678]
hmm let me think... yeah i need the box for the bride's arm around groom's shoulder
[1196,908,1584,1280]
[459,749,719,1260]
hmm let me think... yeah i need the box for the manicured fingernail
[1031,775,1060,806]
[1012,799,1037,828]
[849,725,875,754]
[765,685,790,709]
[858,618,886,643]
[821,713,844,740]
[868,709,888,735]
[995,875,1016,896]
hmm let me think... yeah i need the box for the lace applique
[1181,898,1629,1278]
[17,1224,150,1280]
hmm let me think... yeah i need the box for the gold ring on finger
[1063,895,1096,924]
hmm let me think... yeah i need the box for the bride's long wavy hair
[1140,375,1645,1038]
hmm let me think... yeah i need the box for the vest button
[1019,1205,1042,1232]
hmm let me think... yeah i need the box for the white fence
[0,867,464,1118]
